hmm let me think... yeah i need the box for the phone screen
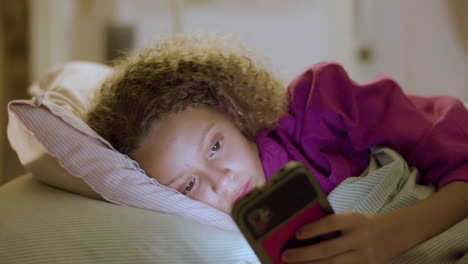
[243,173,318,239]
[232,162,336,264]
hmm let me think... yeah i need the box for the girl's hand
[281,212,391,264]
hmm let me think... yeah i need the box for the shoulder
[286,62,405,114]
[285,62,355,116]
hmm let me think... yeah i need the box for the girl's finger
[295,212,366,239]
[282,229,364,262]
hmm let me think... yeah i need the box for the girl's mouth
[235,181,252,203]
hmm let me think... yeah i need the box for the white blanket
[329,147,468,264]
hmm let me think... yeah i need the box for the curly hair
[85,35,287,156]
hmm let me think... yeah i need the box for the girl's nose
[202,166,233,193]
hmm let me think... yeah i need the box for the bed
[0,174,257,264]
[1,62,467,264]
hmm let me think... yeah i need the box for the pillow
[8,62,112,200]
[0,174,258,264]
[28,61,113,119]
[7,62,238,231]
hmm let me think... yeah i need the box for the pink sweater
[255,62,468,194]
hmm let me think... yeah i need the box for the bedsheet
[1,148,466,263]
[0,174,259,264]
[329,147,468,264]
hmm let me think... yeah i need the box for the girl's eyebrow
[198,121,216,153]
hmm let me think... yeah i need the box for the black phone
[231,161,337,264]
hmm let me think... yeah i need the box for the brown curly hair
[86,35,287,156]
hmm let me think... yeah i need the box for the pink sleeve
[287,62,468,188]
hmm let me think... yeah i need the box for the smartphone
[231,161,337,264]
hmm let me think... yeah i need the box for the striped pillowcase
[7,62,238,232]
[8,98,238,231]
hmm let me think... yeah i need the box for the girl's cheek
[193,184,215,205]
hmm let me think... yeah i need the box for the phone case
[231,161,336,264]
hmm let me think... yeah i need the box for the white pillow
[9,62,111,200]
[28,61,113,119]
[0,174,258,264]
[7,62,238,231]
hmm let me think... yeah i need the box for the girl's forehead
[159,108,217,134]
[142,107,227,151]
[160,107,224,128]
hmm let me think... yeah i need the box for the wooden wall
[0,0,29,184]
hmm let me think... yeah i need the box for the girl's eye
[210,138,222,155]
[182,177,197,195]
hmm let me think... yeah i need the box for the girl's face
[133,106,266,213]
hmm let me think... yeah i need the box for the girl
[86,35,468,263]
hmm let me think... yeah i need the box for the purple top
[255,62,468,194]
